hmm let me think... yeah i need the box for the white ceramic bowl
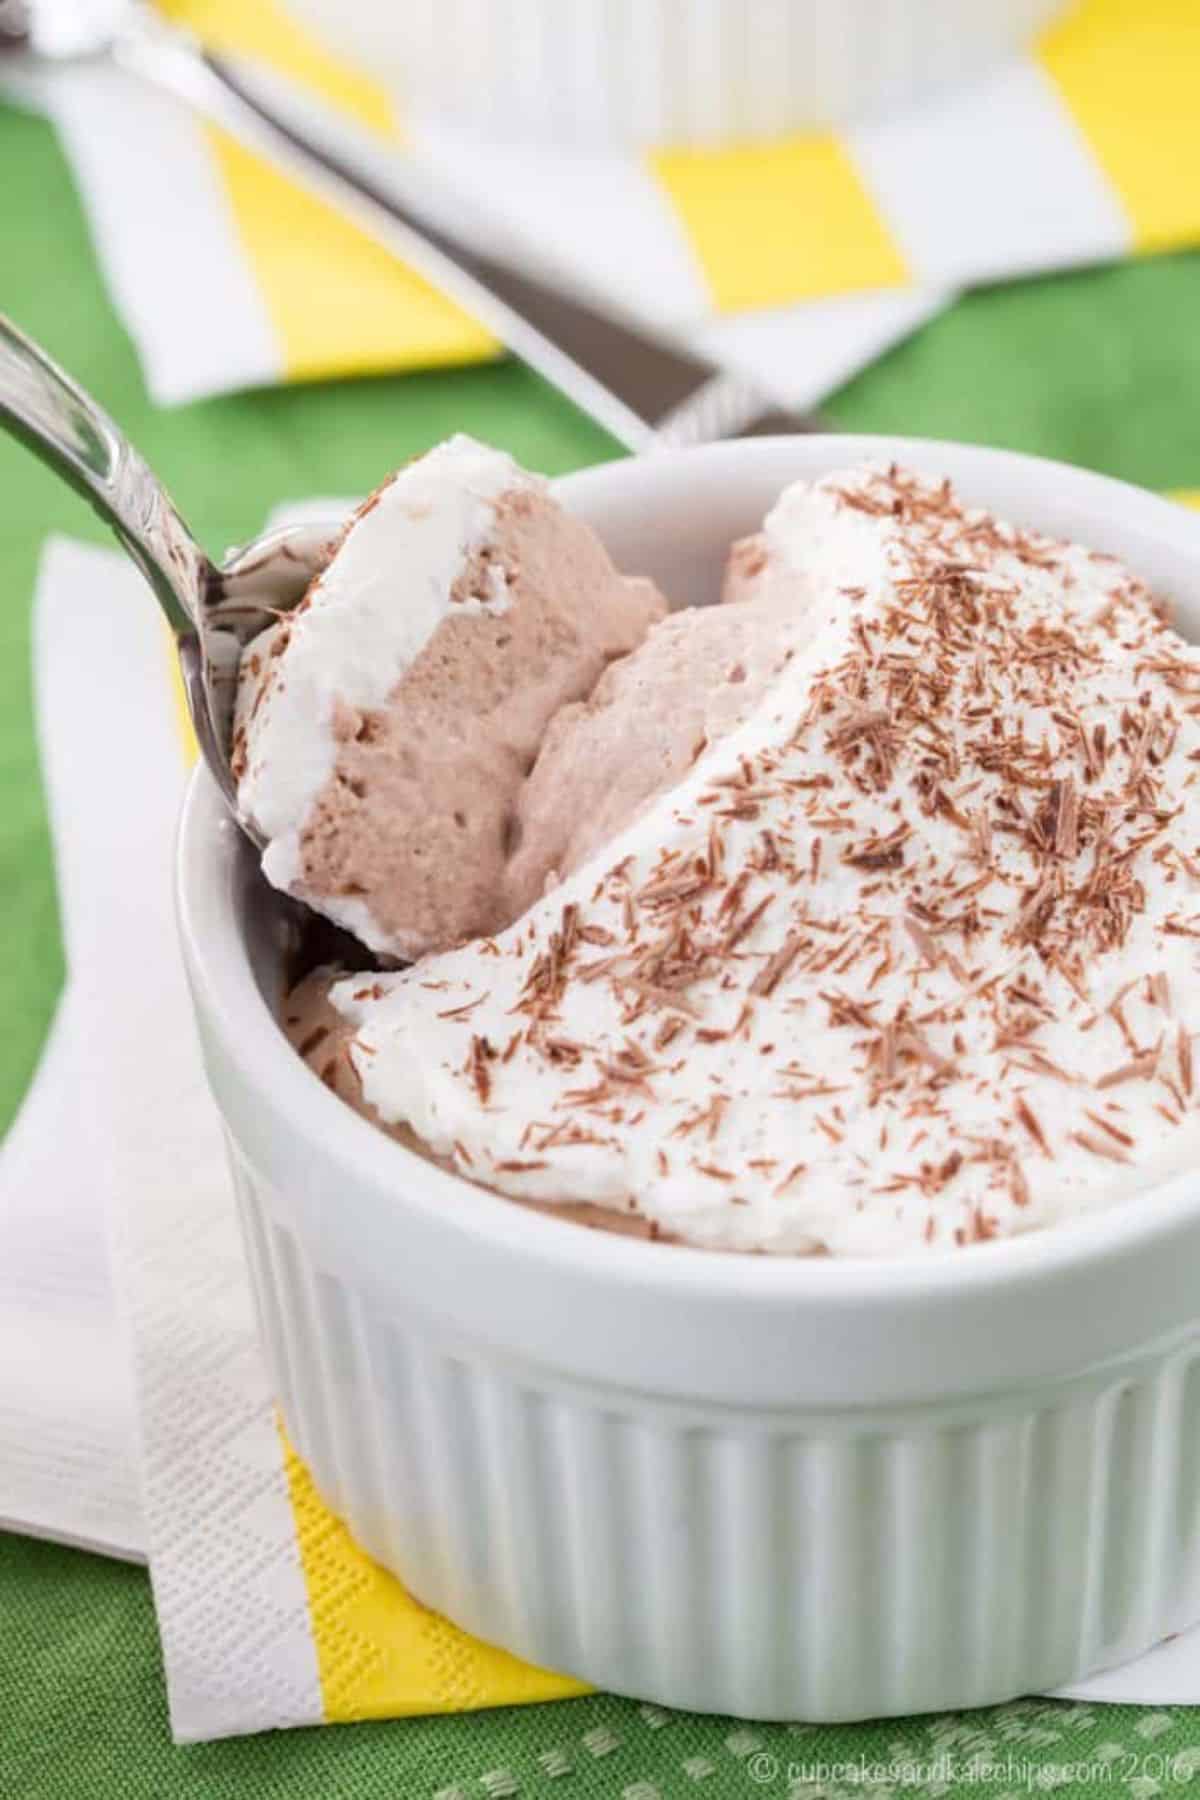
[283,0,1067,145]
[179,437,1200,1721]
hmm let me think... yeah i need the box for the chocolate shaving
[904,912,942,968]
[749,932,805,997]
[467,1034,494,1105]
[1014,1096,1051,1156]
[1095,1051,1159,1090]
[1070,1129,1131,1165]
[843,823,910,870]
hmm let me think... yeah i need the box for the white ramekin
[282,0,1067,145]
[179,437,1200,1721]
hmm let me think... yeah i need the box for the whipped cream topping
[235,435,531,910]
[327,464,1200,1254]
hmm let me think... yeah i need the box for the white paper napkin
[0,983,142,1560]
[7,527,1200,1717]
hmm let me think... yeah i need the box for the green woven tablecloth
[6,95,1200,1798]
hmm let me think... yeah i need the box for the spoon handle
[0,312,212,638]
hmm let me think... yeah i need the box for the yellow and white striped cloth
[7,0,1200,411]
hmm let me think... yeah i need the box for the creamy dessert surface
[284,970,669,1243]
[506,581,816,919]
[287,461,1200,1256]
[234,434,664,960]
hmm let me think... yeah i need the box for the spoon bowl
[0,311,340,840]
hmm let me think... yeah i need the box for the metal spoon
[0,311,337,837]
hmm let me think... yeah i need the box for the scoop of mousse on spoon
[0,317,673,973]
[0,311,341,844]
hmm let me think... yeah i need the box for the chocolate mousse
[266,453,1200,1254]
[234,435,665,960]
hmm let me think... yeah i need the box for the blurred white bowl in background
[281,0,1067,146]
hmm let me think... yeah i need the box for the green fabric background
[5,94,1200,1797]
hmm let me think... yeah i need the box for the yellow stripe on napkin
[653,136,909,311]
[157,0,497,382]
[1040,0,1200,254]
[280,1428,588,1719]
[204,133,497,383]
[168,639,198,768]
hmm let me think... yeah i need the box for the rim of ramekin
[179,435,1200,1315]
